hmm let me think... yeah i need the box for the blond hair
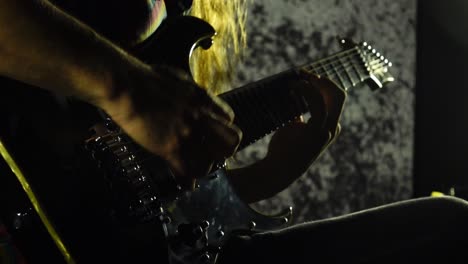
[189,0,248,94]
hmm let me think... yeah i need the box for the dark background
[415,0,468,199]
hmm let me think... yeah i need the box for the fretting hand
[228,71,346,203]
[266,71,346,178]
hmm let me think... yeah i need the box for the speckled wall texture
[231,0,416,223]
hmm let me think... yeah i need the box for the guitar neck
[219,47,371,149]
[306,47,371,90]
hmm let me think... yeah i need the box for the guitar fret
[291,88,308,115]
[279,88,293,126]
[353,57,365,84]
[338,54,356,89]
[268,87,284,127]
[356,51,370,81]
[258,87,274,137]
[252,86,269,137]
[219,46,375,149]
[263,94,278,132]
[246,88,261,139]
[232,93,249,136]
[247,89,263,141]
[236,93,250,141]
[319,60,331,78]
[308,64,320,75]
[330,58,346,89]
[344,53,362,84]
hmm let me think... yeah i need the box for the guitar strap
[0,137,76,264]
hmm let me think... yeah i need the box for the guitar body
[0,14,394,263]
[0,16,291,264]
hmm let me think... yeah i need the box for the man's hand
[228,72,346,203]
[101,66,242,190]
[266,72,346,177]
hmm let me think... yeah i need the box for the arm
[0,0,241,188]
[0,0,134,105]
[228,121,332,204]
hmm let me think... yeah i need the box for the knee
[424,196,468,219]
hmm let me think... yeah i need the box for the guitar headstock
[358,41,395,90]
[339,38,395,90]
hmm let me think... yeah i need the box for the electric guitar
[0,16,394,264]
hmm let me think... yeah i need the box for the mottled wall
[231,0,417,223]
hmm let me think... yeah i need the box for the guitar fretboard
[306,47,370,90]
[220,47,371,149]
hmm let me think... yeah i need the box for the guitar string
[97,58,394,214]
[305,48,390,74]
[99,59,390,151]
[102,62,391,166]
[95,59,391,169]
[308,46,378,68]
[306,58,388,87]
[286,47,389,80]
[315,59,388,77]
[97,134,171,166]
[310,51,389,76]
[308,48,360,68]
[307,54,364,81]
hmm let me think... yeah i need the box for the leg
[218,196,468,263]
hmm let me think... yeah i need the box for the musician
[0,0,468,263]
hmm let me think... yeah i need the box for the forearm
[0,0,148,107]
[227,157,304,204]
[227,162,270,204]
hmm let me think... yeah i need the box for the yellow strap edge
[0,138,75,264]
